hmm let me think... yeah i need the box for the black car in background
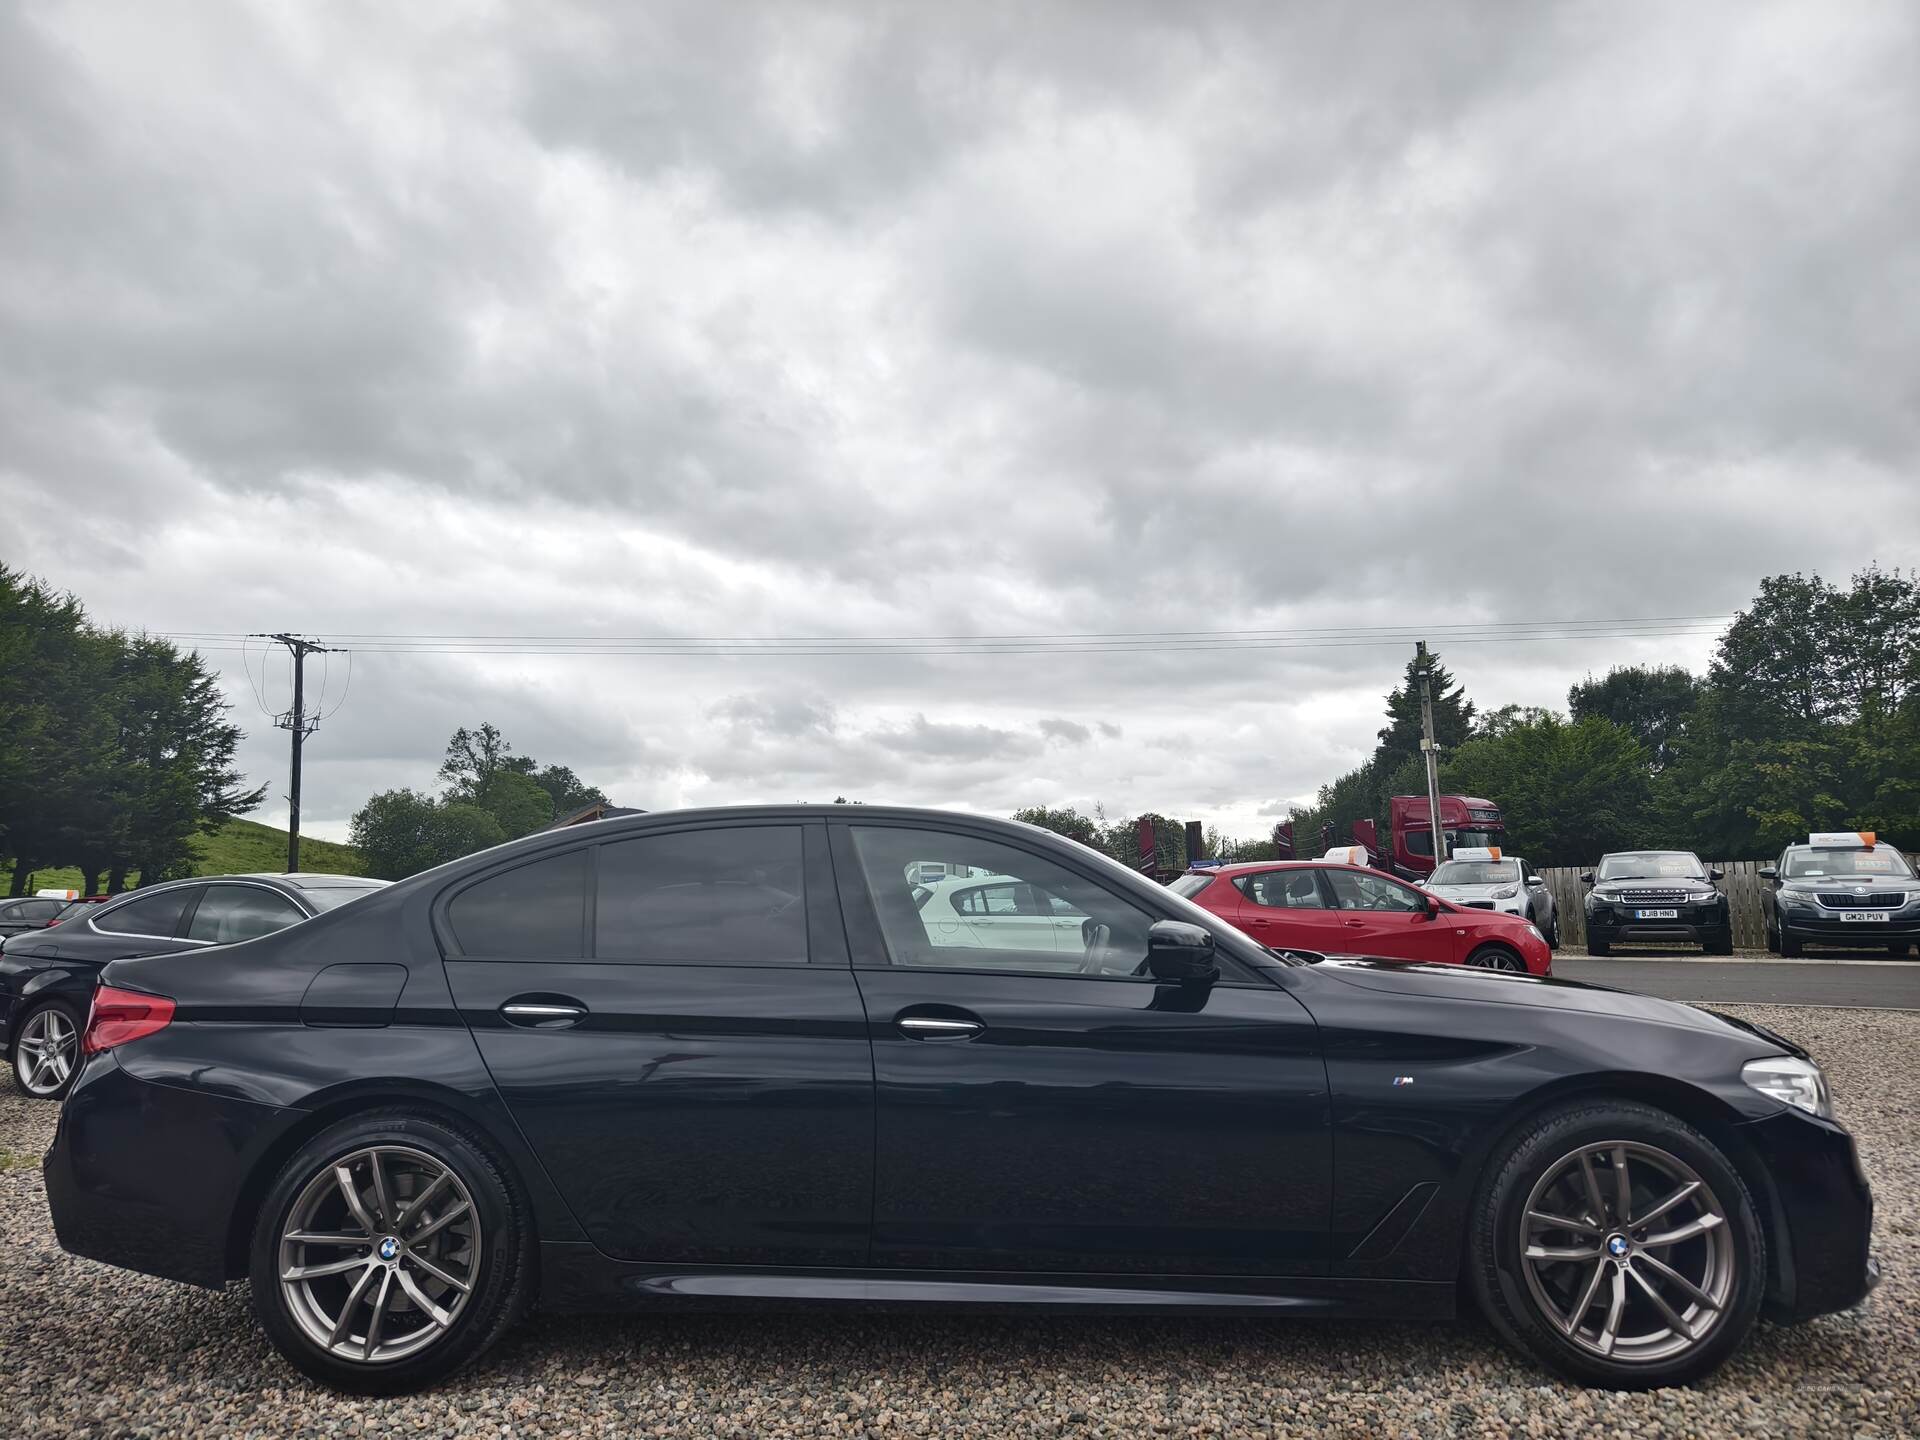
[1,871,386,1099]
[1761,839,1920,957]
[1582,850,1732,956]
[0,895,69,938]
[44,807,1875,1394]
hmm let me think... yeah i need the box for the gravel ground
[1,1004,1912,1439]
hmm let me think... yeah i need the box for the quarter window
[449,850,589,958]
[595,827,806,965]
[187,885,307,944]
[850,826,1153,977]
[94,887,195,938]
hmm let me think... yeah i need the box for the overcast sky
[4,2,1917,843]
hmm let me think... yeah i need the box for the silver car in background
[1426,850,1559,946]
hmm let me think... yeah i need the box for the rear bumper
[44,1055,296,1289]
[1742,1108,1877,1322]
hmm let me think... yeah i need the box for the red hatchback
[1172,861,1553,975]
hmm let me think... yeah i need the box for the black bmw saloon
[44,808,1874,1394]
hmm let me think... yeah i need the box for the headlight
[1492,884,1519,899]
[1526,924,1545,943]
[1778,890,1817,911]
[1741,1056,1832,1118]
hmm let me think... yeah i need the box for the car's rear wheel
[1466,943,1526,972]
[1469,1100,1765,1389]
[9,999,82,1100]
[250,1112,531,1394]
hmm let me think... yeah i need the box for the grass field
[3,816,364,894]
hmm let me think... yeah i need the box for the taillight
[83,985,176,1055]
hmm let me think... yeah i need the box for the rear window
[1168,874,1213,898]
[594,826,806,964]
[301,884,387,913]
[94,887,195,938]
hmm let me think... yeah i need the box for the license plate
[1839,911,1889,923]
[1634,909,1678,920]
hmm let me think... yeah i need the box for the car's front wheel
[1469,1100,1765,1389]
[249,1111,532,1394]
[1466,943,1526,972]
[9,998,83,1100]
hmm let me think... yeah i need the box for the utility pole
[1416,641,1447,864]
[253,633,339,873]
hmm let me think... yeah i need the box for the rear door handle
[501,999,588,1028]
[897,1016,984,1041]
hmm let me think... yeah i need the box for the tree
[1568,666,1703,771]
[1472,704,1554,742]
[350,790,508,880]
[1011,805,1101,848]
[510,761,608,818]
[1374,650,1476,777]
[439,723,515,802]
[1441,714,1653,867]
[482,771,555,838]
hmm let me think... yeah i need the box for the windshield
[300,884,387,913]
[1597,852,1706,882]
[1168,874,1214,898]
[1448,829,1501,851]
[1430,860,1520,885]
[1783,846,1914,880]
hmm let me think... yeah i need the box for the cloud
[2,0,1916,841]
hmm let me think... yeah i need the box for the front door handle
[1343,919,1367,928]
[897,1016,984,1041]
[502,999,588,1028]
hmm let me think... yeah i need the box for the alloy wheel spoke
[286,1229,370,1246]
[1627,1263,1695,1340]
[395,1266,454,1326]
[1643,1213,1724,1249]
[1563,1258,1610,1336]
[404,1249,470,1294]
[1629,1180,1700,1229]
[282,1256,373,1282]
[1527,1209,1603,1236]
[1578,1152,1609,1226]
[335,1163,379,1234]
[367,1151,394,1231]
[1595,1265,1628,1357]
[363,1269,395,1359]
[1526,1243,1601,1262]
[1612,1147,1634,1226]
[329,1264,379,1349]
[394,1170,451,1231]
[1635,1248,1718,1309]
[409,1199,471,1244]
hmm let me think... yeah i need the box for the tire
[1468,1100,1766,1390]
[1703,930,1734,957]
[1889,942,1914,958]
[1466,943,1526,972]
[1545,914,1561,949]
[249,1111,533,1394]
[1586,935,1611,958]
[1778,926,1802,958]
[1763,916,1779,955]
[9,998,84,1100]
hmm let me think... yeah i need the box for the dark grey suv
[1582,850,1731,956]
[1761,839,1920,956]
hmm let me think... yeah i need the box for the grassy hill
[4,817,364,894]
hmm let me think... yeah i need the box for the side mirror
[1147,920,1218,983]
[1525,874,1543,888]
[1708,867,1725,882]
[1415,894,1442,921]
[1758,866,1777,881]
[1580,871,1595,885]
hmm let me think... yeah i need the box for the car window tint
[187,885,307,944]
[1324,870,1425,912]
[94,887,195,938]
[26,899,64,920]
[449,850,588,958]
[595,827,806,964]
[850,826,1153,977]
[1239,870,1327,909]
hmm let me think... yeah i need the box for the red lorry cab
[1353,796,1505,879]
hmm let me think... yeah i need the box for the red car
[1171,860,1553,975]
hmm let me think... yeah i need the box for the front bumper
[1741,1107,1877,1323]
[1588,904,1729,944]
[44,1054,297,1289]
[1778,909,1920,943]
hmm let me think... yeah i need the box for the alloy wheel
[1519,1140,1734,1364]
[14,1008,77,1096]
[278,1145,482,1365]
[1472,950,1525,972]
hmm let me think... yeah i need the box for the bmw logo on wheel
[1607,1235,1630,1258]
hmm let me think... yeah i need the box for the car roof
[1185,860,1374,877]
[242,872,388,888]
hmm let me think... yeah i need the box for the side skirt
[536,1243,1457,1319]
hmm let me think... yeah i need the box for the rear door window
[1238,870,1329,909]
[186,884,308,944]
[448,850,589,958]
[93,887,196,939]
[594,826,807,964]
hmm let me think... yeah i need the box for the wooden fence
[1534,856,1920,949]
